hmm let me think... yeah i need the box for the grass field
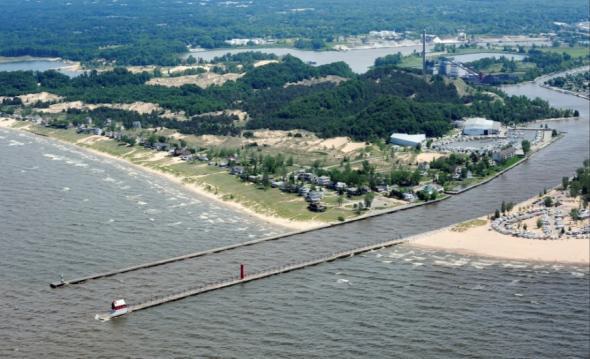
[540,46,590,58]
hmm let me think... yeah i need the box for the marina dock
[100,239,406,316]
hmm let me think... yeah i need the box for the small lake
[188,45,429,73]
[0,59,80,77]
[450,53,526,63]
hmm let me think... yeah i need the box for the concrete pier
[100,239,406,316]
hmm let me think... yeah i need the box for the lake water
[189,45,427,73]
[0,60,80,77]
[0,71,589,357]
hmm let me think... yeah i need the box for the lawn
[540,46,590,58]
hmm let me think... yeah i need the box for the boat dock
[99,239,405,316]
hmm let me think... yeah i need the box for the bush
[543,196,553,207]
[337,216,345,222]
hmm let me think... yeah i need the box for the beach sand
[409,213,589,266]
[411,222,589,265]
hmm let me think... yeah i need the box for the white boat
[110,299,128,318]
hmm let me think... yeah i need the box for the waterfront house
[154,142,169,151]
[306,190,324,203]
[308,202,327,212]
[315,175,332,186]
[271,180,285,188]
[335,182,348,192]
[230,166,245,176]
[492,146,516,163]
[346,187,359,196]
[298,186,310,197]
[402,192,417,202]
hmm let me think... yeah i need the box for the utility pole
[422,29,427,77]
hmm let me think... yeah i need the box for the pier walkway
[97,239,405,316]
[51,197,447,289]
[50,227,327,288]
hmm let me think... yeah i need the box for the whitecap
[337,278,350,285]
[82,198,89,202]
[412,262,424,266]
[375,253,383,258]
[43,153,63,161]
[149,218,155,221]
[107,219,115,223]
[167,221,182,226]
[570,272,585,277]
[137,201,147,206]
[382,260,392,264]
[513,293,524,297]
[103,176,116,183]
[8,140,24,146]
[144,208,161,214]
[502,262,529,269]
[62,187,70,192]
[433,259,469,267]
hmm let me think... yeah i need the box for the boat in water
[110,299,128,318]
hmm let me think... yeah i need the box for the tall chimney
[422,29,426,76]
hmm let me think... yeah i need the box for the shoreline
[0,118,456,232]
[444,130,564,195]
[0,118,320,231]
[407,191,590,266]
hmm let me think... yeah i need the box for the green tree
[521,140,531,154]
[562,176,569,190]
[543,196,553,207]
[364,192,375,208]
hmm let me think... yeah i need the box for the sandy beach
[0,118,323,231]
[409,192,589,265]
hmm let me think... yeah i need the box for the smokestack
[422,29,426,76]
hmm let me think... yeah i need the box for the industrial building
[390,133,426,147]
[462,117,501,136]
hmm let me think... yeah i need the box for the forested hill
[0,0,588,65]
[0,56,574,141]
[243,65,569,139]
